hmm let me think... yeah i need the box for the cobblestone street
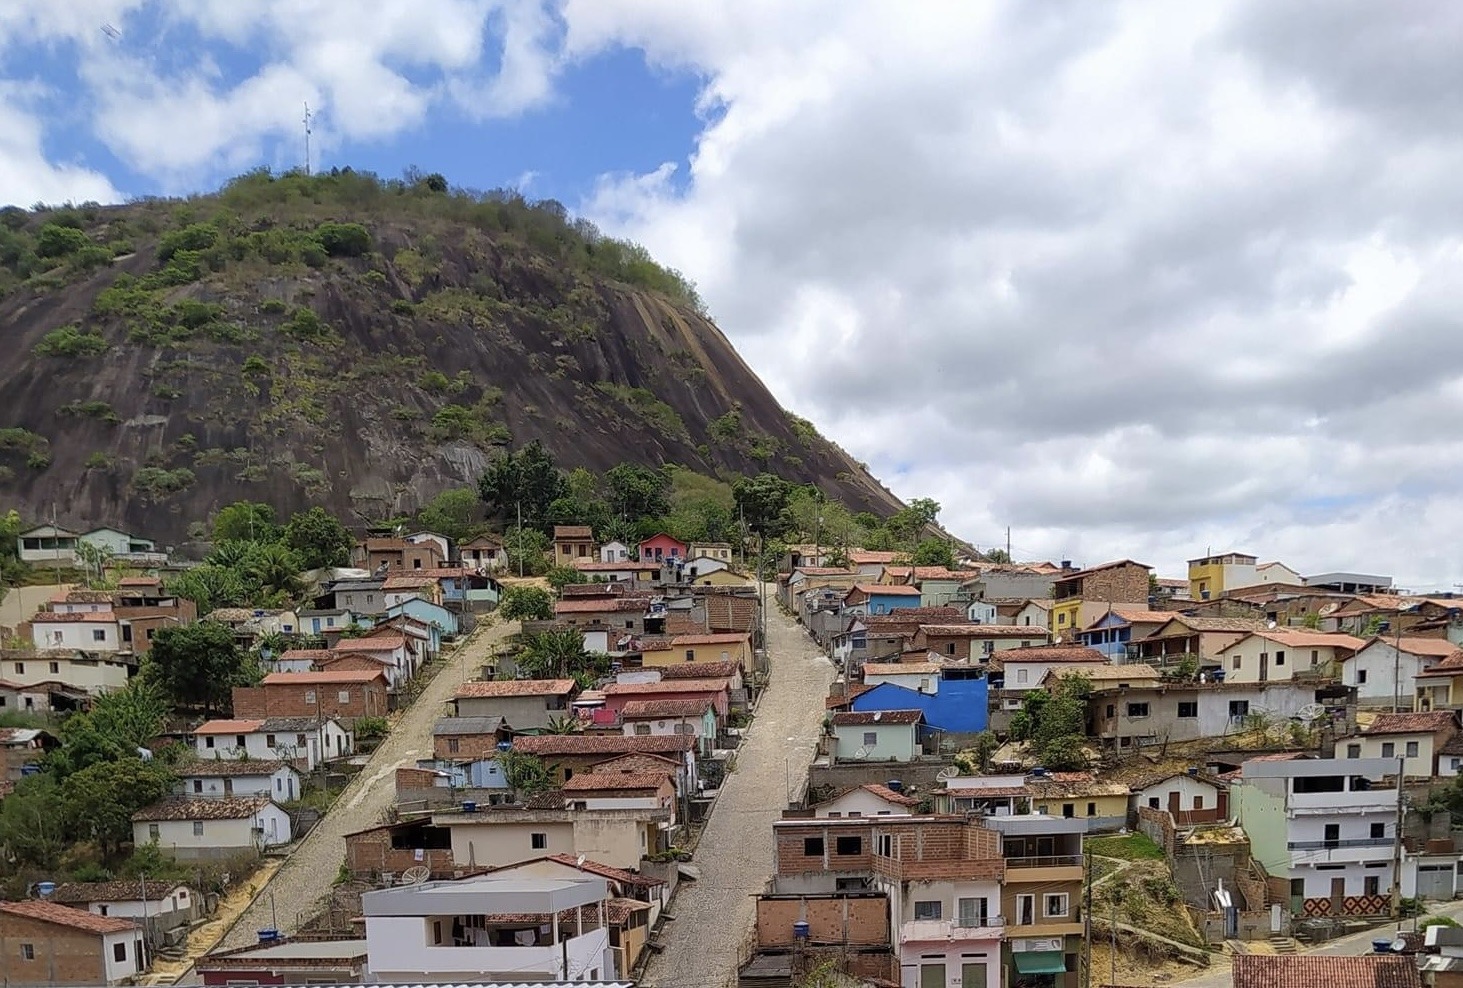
[641,591,834,988]
[194,618,521,963]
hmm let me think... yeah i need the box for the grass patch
[1086,833,1165,861]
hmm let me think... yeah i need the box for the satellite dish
[936,766,959,780]
[873,711,883,722]
[400,866,430,886]
[1390,938,1408,953]
[1296,703,1326,724]
[1267,620,1277,630]
[576,853,587,870]
[853,747,870,760]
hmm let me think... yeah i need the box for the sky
[4,0,1462,589]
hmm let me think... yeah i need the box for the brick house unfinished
[231,670,388,722]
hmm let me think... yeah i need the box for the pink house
[639,533,688,563]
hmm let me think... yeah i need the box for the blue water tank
[886,780,904,793]
[35,882,55,898]
[257,929,279,944]
[793,921,810,941]
[1372,938,1394,954]
[462,800,477,813]
[496,741,512,752]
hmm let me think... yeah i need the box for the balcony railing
[954,914,1006,929]
[1005,854,1082,869]
[1287,837,1392,851]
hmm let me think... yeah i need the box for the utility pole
[1393,617,1404,713]
[1081,847,1092,988]
[1109,888,1119,988]
[1391,755,1405,928]
[303,102,313,176]
[516,501,524,578]
[1006,526,1011,561]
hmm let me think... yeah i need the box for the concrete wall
[755,894,890,947]
[809,760,955,796]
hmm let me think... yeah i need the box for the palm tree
[246,543,305,601]
[545,715,582,735]
[517,629,592,679]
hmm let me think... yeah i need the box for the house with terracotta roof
[1230,954,1420,988]
[1131,616,1273,668]
[1218,630,1364,684]
[1026,771,1131,832]
[619,697,716,755]
[321,632,415,688]
[230,669,388,722]
[995,644,1107,692]
[459,533,504,571]
[50,878,200,933]
[602,677,731,722]
[132,794,292,860]
[1049,558,1153,635]
[353,537,444,573]
[1349,635,1463,707]
[554,595,653,633]
[380,573,441,608]
[913,623,1050,661]
[508,733,698,789]
[811,782,920,818]
[1344,710,1461,778]
[639,631,751,668]
[1086,679,1335,749]
[0,898,144,985]
[485,852,669,957]
[829,709,925,762]
[843,584,923,617]
[563,770,677,825]
[428,793,672,871]
[175,758,302,802]
[553,525,596,564]
[451,678,576,729]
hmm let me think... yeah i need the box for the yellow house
[640,632,751,668]
[1186,551,1302,601]
[1049,598,1083,636]
[692,568,752,588]
[1416,652,1463,711]
[1026,775,1131,831]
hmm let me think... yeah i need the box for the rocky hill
[0,170,901,543]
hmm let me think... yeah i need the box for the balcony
[1288,837,1392,851]
[901,916,1005,943]
[872,854,1003,883]
[1004,854,1083,882]
[1288,790,1398,815]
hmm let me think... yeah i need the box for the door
[1323,824,1339,849]
[961,961,988,987]
[919,962,945,988]
[1417,865,1454,901]
[1330,877,1345,911]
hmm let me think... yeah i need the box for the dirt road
[640,592,835,988]
[199,618,520,958]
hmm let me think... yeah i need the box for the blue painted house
[386,598,459,642]
[849,668,989,734]
[1076,608,1170,658]
[843,584,925,616]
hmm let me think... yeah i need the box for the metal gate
[1417,863,1456,901]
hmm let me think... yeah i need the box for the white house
[29,612,122,652]
[1218,630,1365,684]
[16,524,80,564]
[132,795,293,860]
[861,661,944,694]
[1342,636,1461,706]
[192,716,352,772]
[4,648,133,695]
[599,540,633,563]
[51,879,199,931]
[1014,599,1054,629]
[176,759,303,802]
[325,634,413,688]
[360,876,615,983]
[811,783,919,818]
[460,535,504,571]
[1129,771,1226,819]
[829,709,923,761]
[1232,757,1414,918]
[78,527,165,563]
[998,645,1107,692]
[966,600,998,624]
[405,531,452,559]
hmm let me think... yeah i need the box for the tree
[502,525,552,576]
[244,542,305,601]
[74,540,114,588]
[1017,673,1092,771]
[910,539,955,568]
[55,679,169,774]
[166,564,248,613]
[546,565,589,590]
[605,463,671,521]
[0,509,23,586]
[499,585,554,621]
[0,775,67,868]
[283,507,353,569]
[732,473,795,534]
[148,621,252,713]
[517,628,602,680]
[212,501,278,542]
[983,548,1012,564]
[415,487,483,543]
[477,441,567,532]
[498,750,553,796]
[62,758,174,856]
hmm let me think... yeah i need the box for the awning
[1012,950,1066,975]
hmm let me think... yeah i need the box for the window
[957,897,988,927]
[1062,803,1074,818]
[205,737,215,749]
[48,661,58,674]
[338,690,351,704]
[946,643,955,655]
[1274,650,1285,666]
[365,595,374,604]
[20,944,33,961]
[193,821,205,836]
[1148,797,1160,808]
[1231,656,1241,670]
[1347,743,1361,758]
[685,649,695,661]
[1016,894,1035,925]
[1106,704,1115,718]
[875,833,892,856]
[447,737,460,753]
[530,832,547,849]
[92,629,106,642]
[1177,701,1198,718]
[266,734,276,747]
[1323,823,1339,848]
[193,780,203,793]
[1229,700,1250,718]
[1358,669,1368,684]
[1016,668,1028,684]
[803,837,825,856]
[305,690,317,705]
[1126,702,1150,717]
[835,836,862,856]
[634,723,651,735]
[913,900,943,920]
[296,734,307,747]
[1382,742,1395,758]
[98,904,107,915]
[434,920,442,945]
[12,663,21,674]
[1365,876,1381,897]
[1311,649,1320,665]
[148,824,159,842]
[1044,893,1069,917]
[863,732,878,746]
[1406,741,1419,758]
[1087,802,1097,816]
[1371,823,1386,839]
[113,942,127,962]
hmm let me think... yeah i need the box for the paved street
[640,591,835,988]
[183,618,520,969]
[1173,899,1463,988]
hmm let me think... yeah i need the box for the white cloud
[570,0,1463,588]
[0,83,119,206]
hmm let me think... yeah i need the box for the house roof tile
[668,632,749,646]
[261,670,385,685]
[455,679,577,698]
[333,634,406,652]
[553,526,594,539]
[1231,954,1420,988]
[542,853,664,886]
[562,771,673,792]
[603,679,728,695]
[132,794,274,822]
[850,584,922,596]
[555,598,648,614]
[830,709,924,726]
[620,698,713,719]
[381,576,433,591]
[176,759,291,778]
[1362,710,1459,736]
[859,783,922,806]
[193,719,265,735]
[658,661,739,680]
[848,551,900,564]
[278,649,333,661]
[918,624,1049,637]
[1373,636,1463,657]
[1000,644,1108,664]
[863,662,943,676]
[50,880,189,904]
[511,734,695,756]
[0,899,138,934]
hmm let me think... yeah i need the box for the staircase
[1268,936,1299,955]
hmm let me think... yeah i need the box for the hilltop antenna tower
[303,102,313,176]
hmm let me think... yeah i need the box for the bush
[67,244,114,272]
[157,223,219,262]
[34,325,107,357]
[57,400,119,422]
[282,307,330,341]
[259,298,287,314]
[84,452,112,470]
[499,585,554,621]
[390,299,415,315]
[241,355,270,377]
[354,716,389,741]
[316,222,372,257]
[133,466,195,498]
[35,224,91,258]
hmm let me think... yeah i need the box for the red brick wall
[775,822,874,875]
[432,733,502,760]
[232,686,268,718]
[1079,564,1150,604]
[0,915,110,985]
[229,680,387,720]
[344,827,456,879]
[757,895,890,947]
